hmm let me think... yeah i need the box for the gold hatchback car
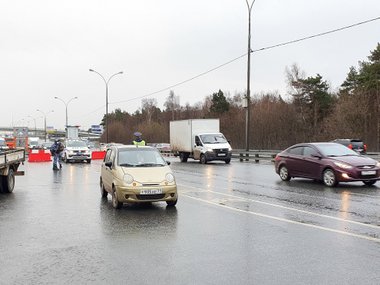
[100,145,178,209]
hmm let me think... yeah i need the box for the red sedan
[274,142,380,187]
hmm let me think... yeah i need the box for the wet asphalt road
[1,158,380,284]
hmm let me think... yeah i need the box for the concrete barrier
[28,149,52,162]
[91,150,106,160]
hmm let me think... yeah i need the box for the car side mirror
[105,161,112,168]
[166,161,171,165]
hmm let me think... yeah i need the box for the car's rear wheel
[112,187,122,209]
[1,168,15,193]
[279,165,291,181]
[323,169,338,187]
[363,180,376,186]
[179,152,188,163]
[100,178,108,198]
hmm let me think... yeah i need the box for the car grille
[357,165,378,179]
[213,148,229,155]
[136,194,165,200]
[358,165,375,169]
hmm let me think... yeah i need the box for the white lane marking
[178,184,380,230]
[182,194,380,243]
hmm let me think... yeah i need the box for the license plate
[217,153,226,156]
[140,189,162,195]
[361,170,376,175]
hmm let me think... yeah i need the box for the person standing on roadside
[132,132,146,146]
[50,139,64,170]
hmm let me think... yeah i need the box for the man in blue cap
[132,131,146,146]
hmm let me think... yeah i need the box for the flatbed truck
[0,149,25,193]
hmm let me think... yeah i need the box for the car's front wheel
[100,178,108,198]
[323,169,338,187]
[112,187,122,209]
[279,165,291,181]
[166,198,177,207]
[200,154,207,164]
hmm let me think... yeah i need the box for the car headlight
[228,147,232,151]
[206,148,213,152]
[165,173,175,183]
[376,162,380,168]
[334,161,353,169]
[123,174,134,184]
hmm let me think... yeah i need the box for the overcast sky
[1,0,379,131]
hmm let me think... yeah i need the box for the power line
[84,15,380,115]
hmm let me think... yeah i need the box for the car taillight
[364,144,367,151]
[275,154,281,161]
[348,144,353,149]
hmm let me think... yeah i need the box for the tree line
[99,43,380,151]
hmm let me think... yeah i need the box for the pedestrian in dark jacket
[50,139,64,170]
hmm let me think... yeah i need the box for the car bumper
[67,154,91,160]
[334,168,380,182]
[114,185,178,203]
[205,151,232,161]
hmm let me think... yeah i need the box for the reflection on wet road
[1,158,380,284]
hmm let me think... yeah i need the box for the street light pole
[54,96,78,134]
[89,69,123,143]
[245,0,256,152]
[27,115,37,136]
[36,109,54,142]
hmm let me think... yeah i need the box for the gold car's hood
[121,165,172,183]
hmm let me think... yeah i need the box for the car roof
[333,138,363,142]
[112,145,155,150]
[287,142,342,149]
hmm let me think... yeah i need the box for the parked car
[332,139,367,155]
[41,141,54,150]
[274,142,380,187]
[100,145,178,209]
[63,139,91,163]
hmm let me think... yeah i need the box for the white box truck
[170,119,232,164]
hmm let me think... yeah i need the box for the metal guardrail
[232,150,279,163]
[232,149,380,163]
[158,149,380,162]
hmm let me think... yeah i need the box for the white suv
[63,139,91,163]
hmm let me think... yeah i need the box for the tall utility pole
[245,0,256,151]
[89,69,123,143]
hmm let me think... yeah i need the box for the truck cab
[193,133,232,163]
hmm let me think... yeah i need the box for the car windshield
[200,134,227,144]
[67,141,87,147]
[118,148,167,167]
[317,144,359,157]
